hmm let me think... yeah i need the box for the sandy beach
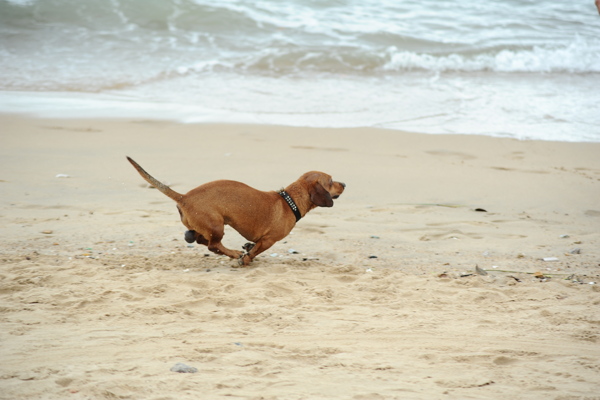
[1,114,599,399]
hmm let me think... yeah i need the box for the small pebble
[543,257,559,262]
[41,230,53,234]
[170,363,198,373]
[570,248,581,254]
[55,174,70,178]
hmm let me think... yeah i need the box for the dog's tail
[126,156,183,202]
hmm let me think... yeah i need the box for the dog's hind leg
[209,241,244,259]
[203,225,243,260]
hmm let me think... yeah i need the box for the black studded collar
[278,190,302,222]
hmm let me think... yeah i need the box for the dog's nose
[340,182,346,188]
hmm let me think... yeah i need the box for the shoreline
[1,114,599,399]
[2,82,600,143]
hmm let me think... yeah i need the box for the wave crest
[383,38,600,73]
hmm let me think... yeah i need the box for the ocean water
[1,0,599,141]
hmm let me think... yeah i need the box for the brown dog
[126,157,345,266]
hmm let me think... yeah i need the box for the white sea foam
[383,37,600,73]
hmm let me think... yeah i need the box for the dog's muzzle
[332,182,346,199]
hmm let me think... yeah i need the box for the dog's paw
[184,230,197,243]
[237,255,246,267]
[237,253,251,267]
[242,242,255,252]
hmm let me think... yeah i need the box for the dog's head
[301,171,346,208]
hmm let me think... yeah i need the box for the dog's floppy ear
[310,182,334,207]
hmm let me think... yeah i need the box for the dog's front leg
[238,237,276,266]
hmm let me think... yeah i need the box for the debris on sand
[170,363,198,373]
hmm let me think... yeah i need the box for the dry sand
[1,115,599,399]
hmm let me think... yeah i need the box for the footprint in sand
[425,150,477,161]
